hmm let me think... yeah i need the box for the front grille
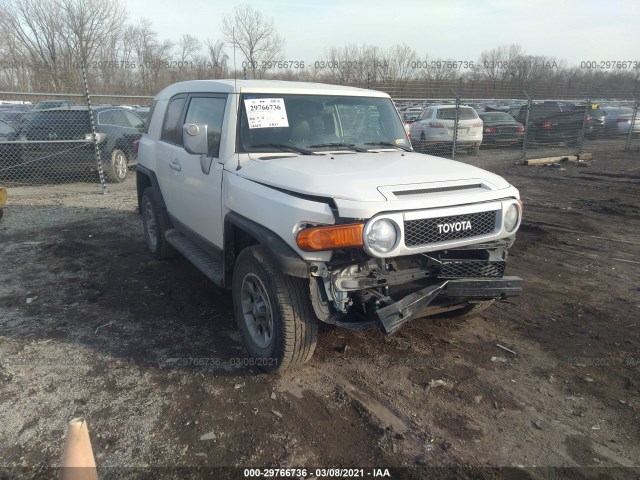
[404,210,497,247]
[440,260,506,278]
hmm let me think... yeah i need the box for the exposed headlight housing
[364,218,398,254]
[504,203,521,233]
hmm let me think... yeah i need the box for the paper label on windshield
[244,98,289,129]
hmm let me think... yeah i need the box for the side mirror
[183,123,208,155]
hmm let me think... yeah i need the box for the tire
[105,149,128,183]
[469,145,480,156]
[233,245,318,372]
[141,187,176,259]
[440,300,495,318]
[417,132,428,153]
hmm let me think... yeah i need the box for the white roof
[154,79,389,100]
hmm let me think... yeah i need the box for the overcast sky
[127,0,639,65]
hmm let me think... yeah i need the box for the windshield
[238,93,409,153]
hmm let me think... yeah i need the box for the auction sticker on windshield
[244,98,289,129]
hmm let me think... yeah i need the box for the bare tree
[0,0,67,90]
[178,34,202,63]
[204,39,229,78]
[58,0,127,63]
[221,4,284,79]
[377,43,418,85]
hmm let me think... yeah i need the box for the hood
[237,151,511,202]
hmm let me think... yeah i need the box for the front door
[156,94,228,249]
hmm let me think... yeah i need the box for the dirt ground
[0,142,639,479]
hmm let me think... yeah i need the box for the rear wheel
[233,246,318,372]
[141,187,176,259]
[469,145,480,155]
[418,132,428,153]
[105,149,128,183]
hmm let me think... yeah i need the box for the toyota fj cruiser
[136,80,523,372]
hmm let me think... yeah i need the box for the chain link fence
[0,64,153,195]
[1,66,638,196]
[387,79,639,162]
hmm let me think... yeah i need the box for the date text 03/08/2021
[243,468,392,478]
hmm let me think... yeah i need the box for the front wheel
[105,149,128,183]
[233,246,318,372]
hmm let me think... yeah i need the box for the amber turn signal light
[296,224,365,251]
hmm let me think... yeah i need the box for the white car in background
[410,105,483,155]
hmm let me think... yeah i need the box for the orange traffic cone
[59,417,99,480]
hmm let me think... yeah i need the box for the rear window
[437,107,478,120]
[530,104,561,118]
[479,113,515,123]
[144,101,157,134]
[23,110,91,139]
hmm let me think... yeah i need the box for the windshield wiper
[364,141,412,152]
[252,143,319,156]
[307,142,369,152]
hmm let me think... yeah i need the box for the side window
[110,110,130,127]
[184,96,226,157]
[98,109,130,128]
[97,110,116,126]
[123,111,144,129]
[161,96,186,144]
[0,121,15,135]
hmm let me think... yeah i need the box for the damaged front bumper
[377,276,523,334]
[311,239,523,334]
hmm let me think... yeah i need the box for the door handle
[169,160,181,172]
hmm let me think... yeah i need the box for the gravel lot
[1,142,639,479]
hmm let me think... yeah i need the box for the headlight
[504,203,520,232]
[365,219,398,253]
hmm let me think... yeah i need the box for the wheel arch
[136,165,167,214]
[224,211,309,283]
[112,138,133,159]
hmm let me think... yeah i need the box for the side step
[165,229,224,286]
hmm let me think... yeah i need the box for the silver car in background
[410,105,483,155]
[602,107,640,137]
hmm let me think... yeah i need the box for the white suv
[410,105,483,154]
[136,80,523,372]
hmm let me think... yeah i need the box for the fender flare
[136,164,166,212]
[225,211,309,279]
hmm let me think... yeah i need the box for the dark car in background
[585,108,606,139]
[0,120,20,168]
[18,106,144,182]
[132,106,150,120]
[0,110,29,129]
[32,100,76,111]
[478,112,524,146]
[512,101,585,145]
